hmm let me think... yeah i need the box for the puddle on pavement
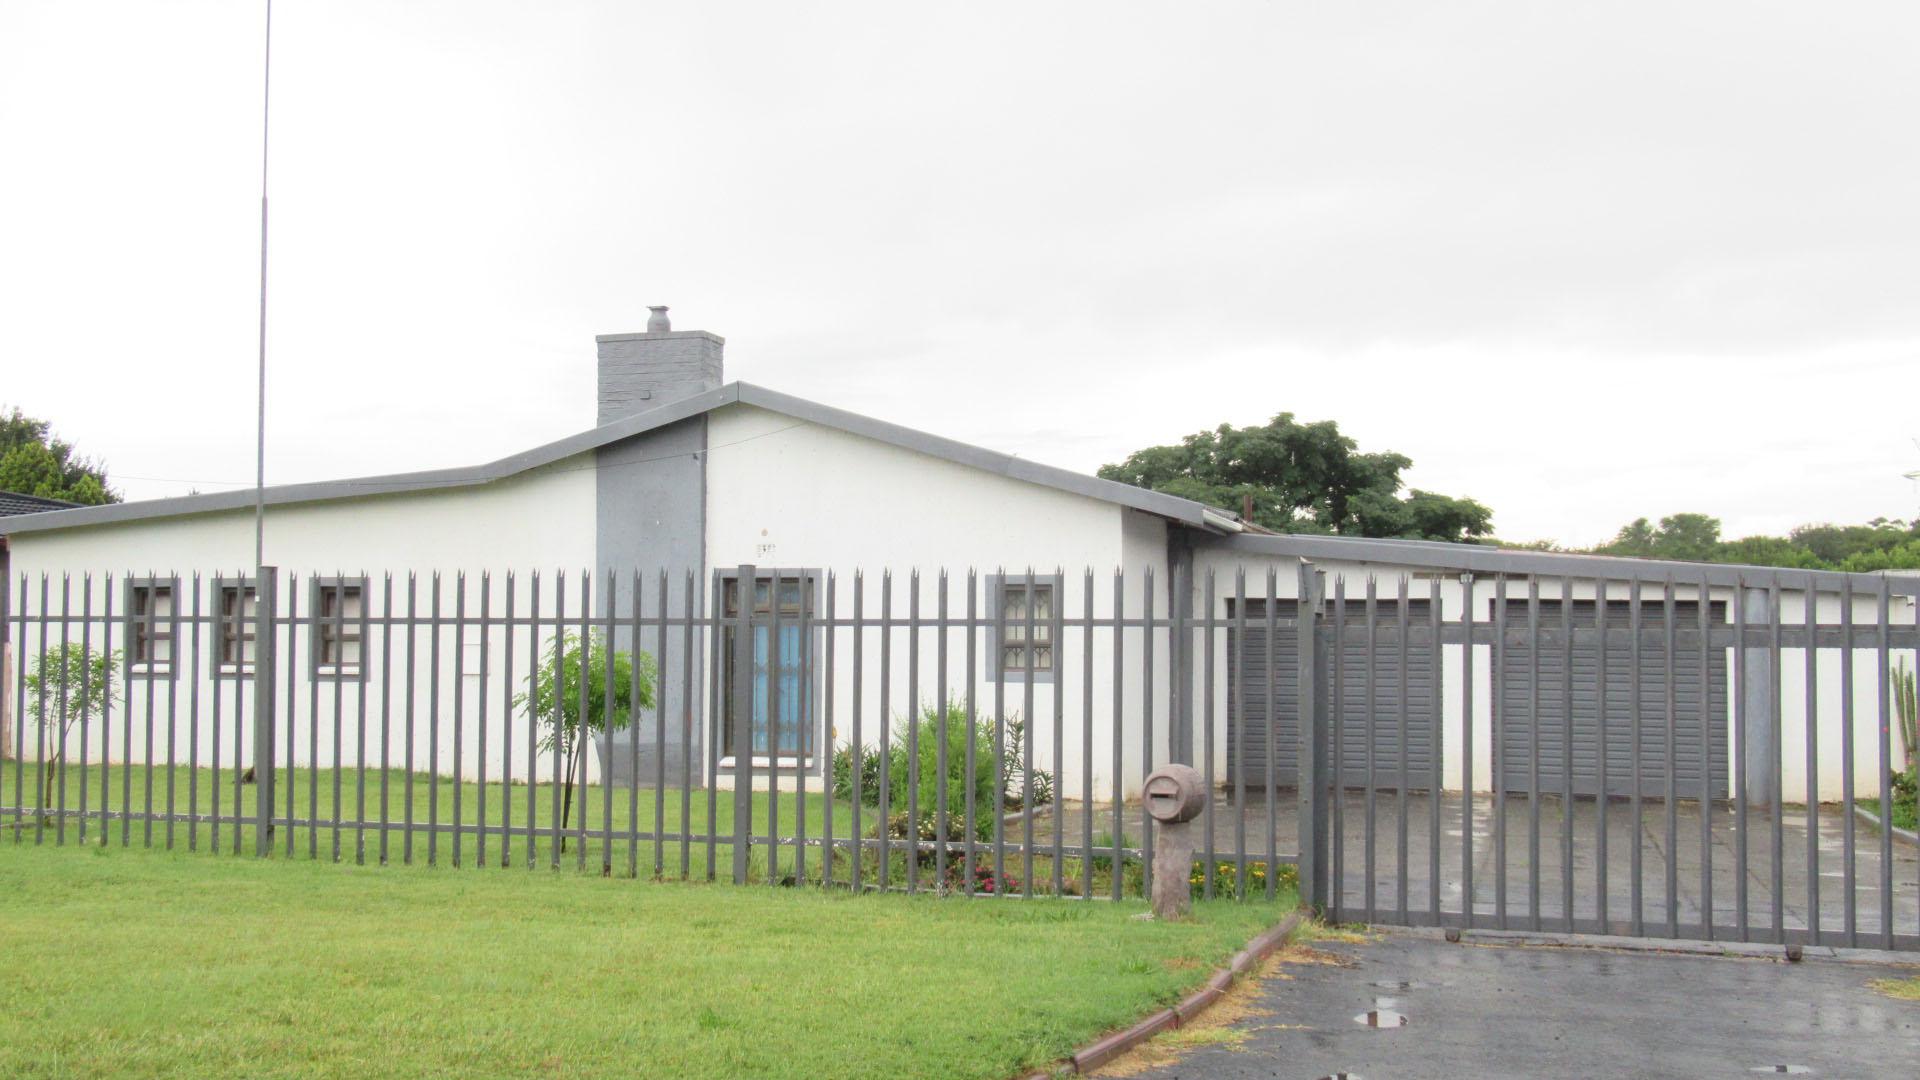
[1370,978,1443,991]
[1353,1009,1409,1028]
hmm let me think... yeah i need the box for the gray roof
[0,490,80,518]
[0,383,1242,535]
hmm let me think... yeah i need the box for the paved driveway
[1040,792,1919,942]
[1109,931,1919,1079]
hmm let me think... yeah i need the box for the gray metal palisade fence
[4,549,1917,952]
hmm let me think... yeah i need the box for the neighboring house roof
[0,490,81,518]
[0,383,1246,536]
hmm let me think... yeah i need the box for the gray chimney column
[595,307,724,425]
[591,306,716,786]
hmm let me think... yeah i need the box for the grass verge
[0,842,1292,1079]
[1858,794,1918,833]
[1869,975,1920,1001]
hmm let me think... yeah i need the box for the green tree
[1714,535,1827,570]
[1837,537,1920,574]
[513,631,655,848]
[23,644,121,822]
[0,407,117,504]
[1603,518,1658,557]
[1653,513,1722,562]
[1596,513,1722,562]
[1790,519,1916,565]
[1590,513,1920,571]
[1097,412,1493,542]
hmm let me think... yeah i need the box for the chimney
[594,306,725,425]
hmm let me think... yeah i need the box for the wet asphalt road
[1121,931,1920,1079]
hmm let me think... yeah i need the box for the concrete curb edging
[1023,907,1307,1079]
[1852,804,1918,850]
[1001,801,1055,829]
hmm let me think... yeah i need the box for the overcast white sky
[3,1,1916,546]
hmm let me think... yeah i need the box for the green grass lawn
[0,843,1292,1079]
[4,762,1176,896]
[3,760,848,883]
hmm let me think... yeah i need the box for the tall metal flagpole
[254,0,273,570]
[251,0,277,853]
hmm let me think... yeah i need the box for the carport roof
[0,490,80,518]
[0,383,1246,536]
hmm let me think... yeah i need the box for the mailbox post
[1143,763,1206,919]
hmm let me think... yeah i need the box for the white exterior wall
[8,460,595,579]
[5,458,597,784]
[1120,510,1175,780]
[705,404,1155,798]
[1775,586,1915,805]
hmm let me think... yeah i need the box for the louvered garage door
[1227,600,1438,789]
[1496,600,1728,798]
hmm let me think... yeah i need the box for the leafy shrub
[834,742,884,807]
[997,716,1055,810]
[830,702,1054,842]
[1189,860,1298,899]
[882,809,968,845]
[944,860,1021,895]
[1890,765,1917,832]
[1022,760,1055,810]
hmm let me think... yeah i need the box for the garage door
[1227,599,1439,790]
[1496,599,1728,798]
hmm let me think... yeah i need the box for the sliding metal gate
[1271,541,1920,953]
[1227,596,1439,790]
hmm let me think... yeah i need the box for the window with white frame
[218,582,258,675]
[312,580,365,679]
[997,579,1054,677]
[127,579,177,677]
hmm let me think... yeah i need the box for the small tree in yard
[24,644,120,823]
[514,631,655,848]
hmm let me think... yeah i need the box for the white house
[3,311,1241,802]
[3,311,1912,805]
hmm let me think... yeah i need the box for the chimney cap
[646,305,671,333]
